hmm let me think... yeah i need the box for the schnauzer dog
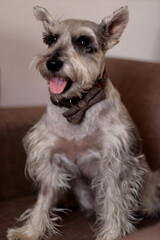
[8,6,160,240]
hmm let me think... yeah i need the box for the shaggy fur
[7,6,160,240]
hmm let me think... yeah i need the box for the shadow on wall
[0,34,48,107]
[153,30,160,62]
[0,68,1,105]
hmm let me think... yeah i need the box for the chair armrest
[0,107,45,201]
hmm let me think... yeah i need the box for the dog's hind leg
[141,169,160,217]
[93,154,147,240]
[73,177,94,217]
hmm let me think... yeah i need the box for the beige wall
[0,0,160,107]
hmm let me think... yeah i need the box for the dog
[7,6,160,240]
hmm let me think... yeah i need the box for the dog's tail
[141,169,160,217]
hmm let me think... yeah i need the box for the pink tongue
[49,77,68,95]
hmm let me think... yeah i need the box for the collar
[50,69,107,109]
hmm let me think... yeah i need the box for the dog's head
[34,6,129,100]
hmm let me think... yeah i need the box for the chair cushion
[0,195,94,240]
[0,195,160,240]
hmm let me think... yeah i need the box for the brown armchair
[0,58,160,240]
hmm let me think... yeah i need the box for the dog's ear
[100,6,129,50]
[33,6,55,31]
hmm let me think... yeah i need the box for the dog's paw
[7,227,38,240]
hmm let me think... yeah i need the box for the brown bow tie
[62,87,106,124]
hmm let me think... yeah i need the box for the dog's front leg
[7,161,69,240]
[8,188,55,240]
[7,158,71,240]
[94,155,146,240]
[8,120,71,240]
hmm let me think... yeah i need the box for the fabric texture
[62,87,106,124]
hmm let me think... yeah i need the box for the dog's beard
[49,80,90,101]
[36,55,104,100]
[46,67,99,100]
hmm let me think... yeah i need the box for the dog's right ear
[33,6,55,31]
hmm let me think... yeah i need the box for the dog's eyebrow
[78,27,98,44]
[42,32,59,45]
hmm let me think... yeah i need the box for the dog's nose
[46,60,63,73]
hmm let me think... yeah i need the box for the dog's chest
[47,102,105,177]
[53,132,102,178]
[54,134,100,162]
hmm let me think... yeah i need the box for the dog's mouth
[49,77,72,95]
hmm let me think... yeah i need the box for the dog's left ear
[100,6,129,50]
[33,6,55,32]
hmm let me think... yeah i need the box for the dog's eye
[77,36,90,47]
[43,33,58,46]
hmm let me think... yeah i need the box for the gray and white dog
[8,6,160,240]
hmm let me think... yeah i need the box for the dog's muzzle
[46,58,72,95]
